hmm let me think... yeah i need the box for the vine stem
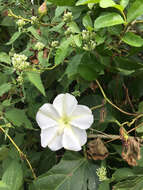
[120,10,127,24]
[88,133,143,143]
[95,79,138,116]
[91,104,103,111]
[0,126,37,180]
[8,9,55,27]
[100,122,143,144]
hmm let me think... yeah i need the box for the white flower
[36,93,94,151]
[31,16,37,24]
[12,53,30,70]
[51,41,59,48]
[16,19,26,27]
[63,12,73,22]
[96,167,107,181]
[35,42,45,51]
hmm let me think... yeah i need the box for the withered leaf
[122,138,141,166]
[87,137,109,160]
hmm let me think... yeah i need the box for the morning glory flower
[36,93,94,151]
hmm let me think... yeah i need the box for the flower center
[57,115,71,135]
[62,116,70,125]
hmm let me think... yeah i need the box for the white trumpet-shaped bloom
[36,93,94,151]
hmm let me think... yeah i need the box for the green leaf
[39,150,56,174]
[55,38,72,66]
[0,73,9,86]
[95,34,105,45]
[108,25,123,36]
[76,0,100,6]
[78,53,103,81]
[66,54,84,77]
[55,7,66,17]
[0,52,11,64]
[78,63,98,81]
[113,4,124,12]
[34,152,99,190]
[99,0,115,8]
[0,83,11,97]
[99,0,123,12]
[1,16,15,27]
[47,0,76,6]
[120,0,129,9]
[0,181,10,190]
[127,0,143,22]
[27,26,41,40]
[0,146,9,161]
[113,176,143,190]
[26,71,46,96]
[6,32,21,45]
[82,14,93,30]
[69,21,80,33]
[98,181,110,190]
[2,160,23,190]
[122,32,143,47]
[112,168,135,182]
[113,57,143,70]
[73,34,82,47]
[94,13,125,30]
[5,108,33,129]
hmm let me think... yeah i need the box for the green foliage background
[0,0,143,189]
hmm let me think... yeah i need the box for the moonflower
[36,93,94,151]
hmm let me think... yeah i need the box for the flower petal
[62,127,87,151]
[41,127,63,151]
[70,105,94,129]
[36,103,59,129]
[53,93,77,116]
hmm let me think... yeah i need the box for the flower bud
[38,1,47,17]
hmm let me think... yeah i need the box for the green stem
[91,104,103,111]
[8,9,56,27]
[0,126,37,180]
[95,79,137,116]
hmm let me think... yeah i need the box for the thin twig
[123,83,135,112]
